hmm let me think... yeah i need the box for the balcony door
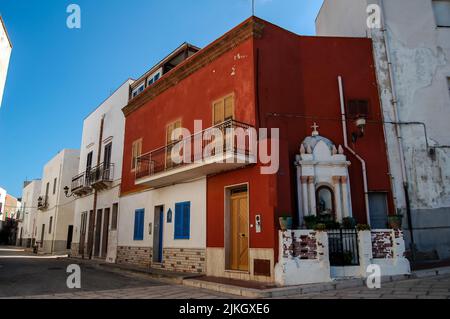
[103,143,112,180]
[166,120,181,169]
[86,151,93,184]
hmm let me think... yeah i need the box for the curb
[182,266,450,298]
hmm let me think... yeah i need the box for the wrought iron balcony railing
[71,171,92,194]
[135,119,254,182]
[90,163,114,189]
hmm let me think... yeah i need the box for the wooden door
[101,208,110,257]
[230,191,249,271]
[79,212,87,255]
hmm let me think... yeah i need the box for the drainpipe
[338,76,371,226]
[88,115,105,259]
[377,0,415,259]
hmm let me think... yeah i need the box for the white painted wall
[72,79,133,261]
[118,178,206,250]
[0,17,12,108]
[0,187,6,220]
[36,149,80,253]
[18,180,42,241]
[316,0,450,258]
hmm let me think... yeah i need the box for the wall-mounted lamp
[63,186,74,198]
[352,117,367,143]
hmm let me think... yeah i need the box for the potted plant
[303,215,318,229]
[279,214,293,231]
[356,224,371,231]
[314,223,327,231]
[342,217,357,229]
[388,214,403,229]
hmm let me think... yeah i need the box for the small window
[432,0,450,27]
[213,94,235,125]
[174,202,190,240]
[49,217,53,234]
[53,178,57,195]
[111,203,118,230]
[347,99,369,119]
[133,209,145,241]
[131,139,142,170]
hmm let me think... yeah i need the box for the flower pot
[388,215,403,229]
[279,217,293,231]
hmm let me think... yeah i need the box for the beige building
[36,149,80,254]
[17,180,42,247]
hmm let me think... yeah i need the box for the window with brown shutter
[131,139,142,171]
[213,93,235,125]
[166,120,182,169]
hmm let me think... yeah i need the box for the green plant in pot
[303,215,318,229]
[356,224,371,231]
[342,217,357,229]
[279,214,293,231]
[388,214,403,229]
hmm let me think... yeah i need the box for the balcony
[90,163,114,191]
[135,120,256,188]
[71,172,92,196]
[37,195,49,211]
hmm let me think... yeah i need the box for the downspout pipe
[338,76,371,226]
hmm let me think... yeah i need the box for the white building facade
[0,16,12,108]
[70,80,133,262]
[316,0,450,259]
[36,149,80,254]
[17,180,42,247]
[0,187,6,221]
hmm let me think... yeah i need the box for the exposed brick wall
[115,246,205,273]
[371,231,394,259]
[116,246,152,268]
[282,231,319,260]
[70,243,80,257]
[157,248,205,273]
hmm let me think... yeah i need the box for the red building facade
[121,17,393,282]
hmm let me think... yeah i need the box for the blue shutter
[182,202,190,239]
[134,209,144,241]
[175,202,190,240]
[174,203,183,239]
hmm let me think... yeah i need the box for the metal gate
[328,229,360,266]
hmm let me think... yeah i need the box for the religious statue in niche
[167,208,173,223]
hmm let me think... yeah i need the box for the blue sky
[0,0,323,197]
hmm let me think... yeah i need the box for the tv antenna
[252,0,255,16]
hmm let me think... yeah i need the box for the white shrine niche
[295,123,353,226]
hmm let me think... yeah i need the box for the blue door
[152,206,164,263]
[158,206,164,262]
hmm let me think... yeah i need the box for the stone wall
[153,248,205,273]
[116,246,152,268]
[116,246,205,273]
[371,231,394,259]
[70,243,80,257]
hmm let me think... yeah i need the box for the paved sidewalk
[282,274,450,299]
[6,285,238,299]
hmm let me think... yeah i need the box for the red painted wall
[121,38,257,196]
[121,18,394,259]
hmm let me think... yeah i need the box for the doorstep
[182,266,450,298]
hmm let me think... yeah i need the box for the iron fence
[327,229,360,266]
